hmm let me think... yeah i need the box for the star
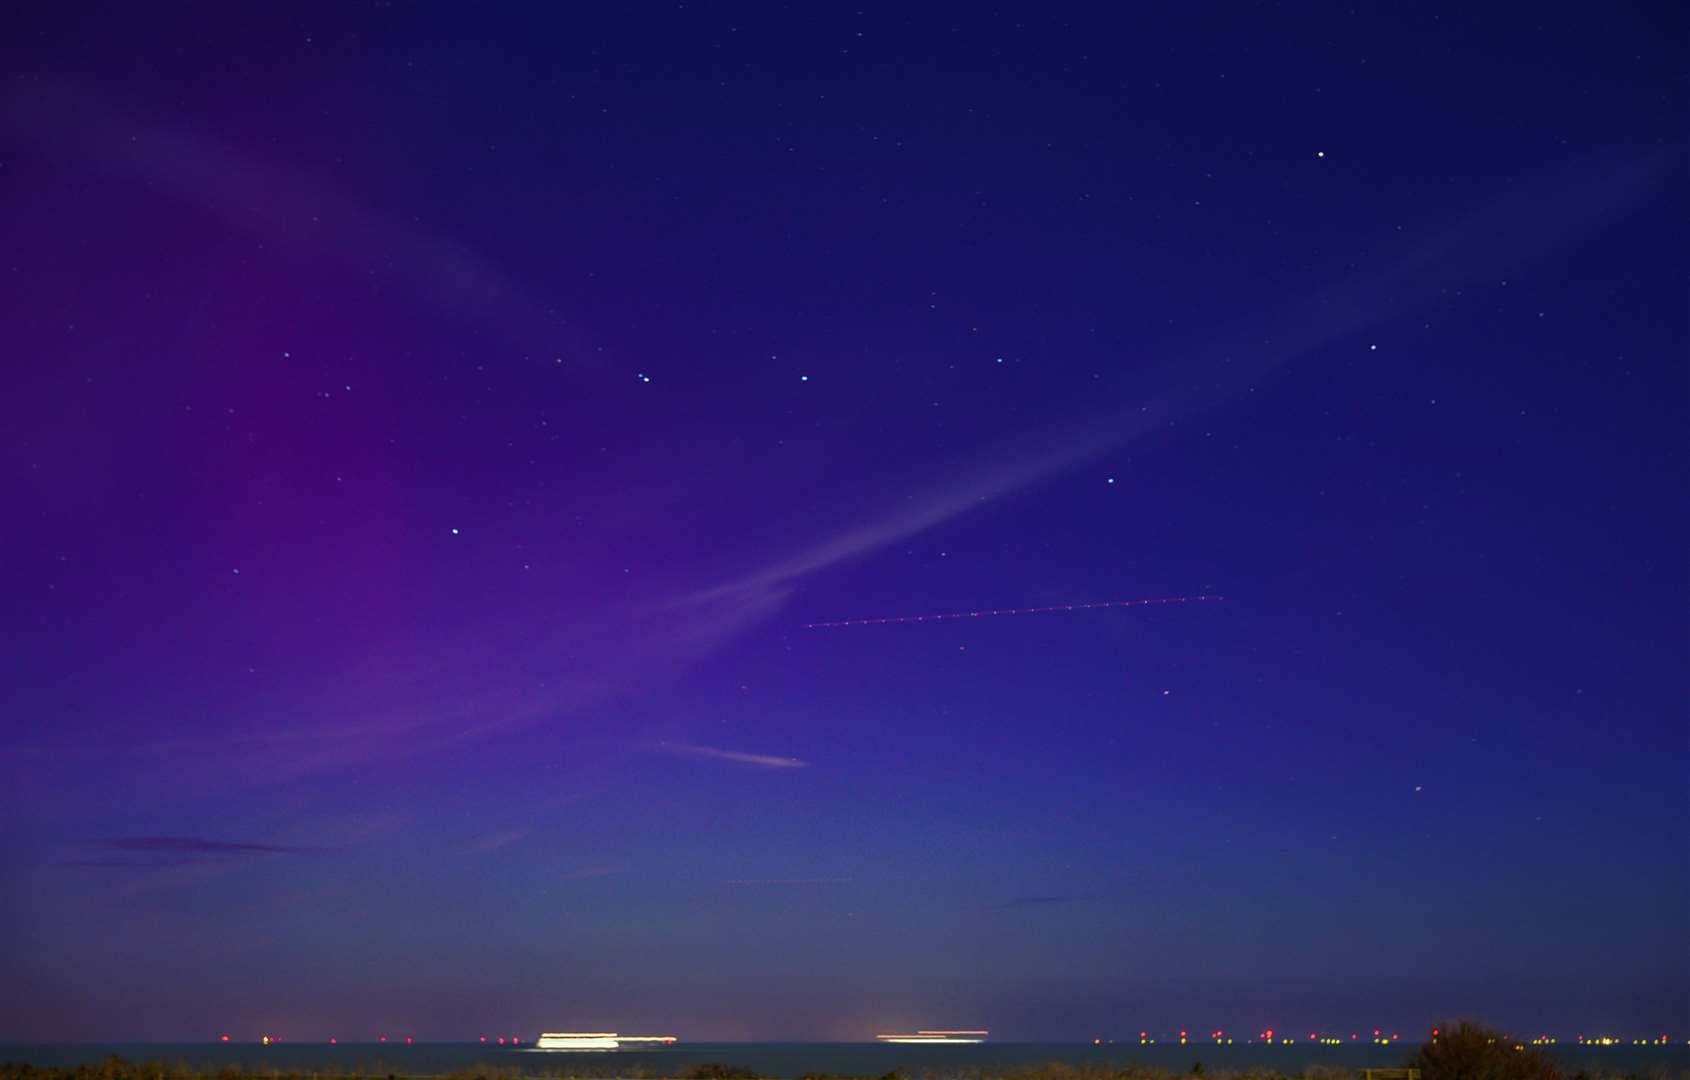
[451,528,460,536]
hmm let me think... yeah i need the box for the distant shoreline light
[533,1033,678,1051]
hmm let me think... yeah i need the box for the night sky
[2,2,1685,1044]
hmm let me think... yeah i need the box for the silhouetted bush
[1411,1021,1561,1080]
[678,1066,760,1080]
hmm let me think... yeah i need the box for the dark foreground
[2,1056,1685,1080]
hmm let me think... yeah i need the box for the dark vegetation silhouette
[1406,1020,1669,1080]
[1410,1021,1561,1080]
[0,1056,1680,1080]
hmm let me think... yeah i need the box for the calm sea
[1,1043,1685,1078]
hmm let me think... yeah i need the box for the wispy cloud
[466,826,532,854]
[3,82,593,366]
[674,152,1675,632]
[560,863,627,881]
[1004,894,1079,908]
[104,836,310,855]
[656,742,809,769]
[70,835,313,868]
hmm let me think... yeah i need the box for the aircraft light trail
[801,594,1222,629]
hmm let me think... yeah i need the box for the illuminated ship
[533,1033,678,1051]
[874,1030,988,1044]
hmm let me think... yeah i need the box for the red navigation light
[405,1037,413,1045]
[1309,1034,1316,1041]
[480,1037,487,1043]
[1351,1034,1357,1041]
[1392,1034,1399,1041]
[512,1038,521,1045]
[220,1036,230,1043]
[379,1036,387,1043]
[497,1038,505,1045]
[1179,1031,1187,1038]
[330,1039,337,1045]
[1373,1030,1380,1037]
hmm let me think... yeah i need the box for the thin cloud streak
[465,826,532,854]
[101,836,311,855]
[657,742,809,769]
[677,152,1675,629]
[3,82,594,366]
[67,835,316,870]
[560,863,628,881]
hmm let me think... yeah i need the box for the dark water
[1,1043,1684,1078]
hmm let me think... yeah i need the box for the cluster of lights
[230,1034,525,1045]
[1128,1028,1405,1047]
[216,1027,1685,1048]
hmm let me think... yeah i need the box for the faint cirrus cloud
[466,826,533,854]
[68,835,314,868]
[560,863,627,881]
[673,151,1677,631]
[655,741,808,769]
[2,81,594,368]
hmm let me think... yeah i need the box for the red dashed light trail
[801,594,1223,629]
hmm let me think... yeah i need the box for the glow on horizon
[875,1030,987,1044]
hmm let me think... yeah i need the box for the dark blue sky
[1,1,1685,1043]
